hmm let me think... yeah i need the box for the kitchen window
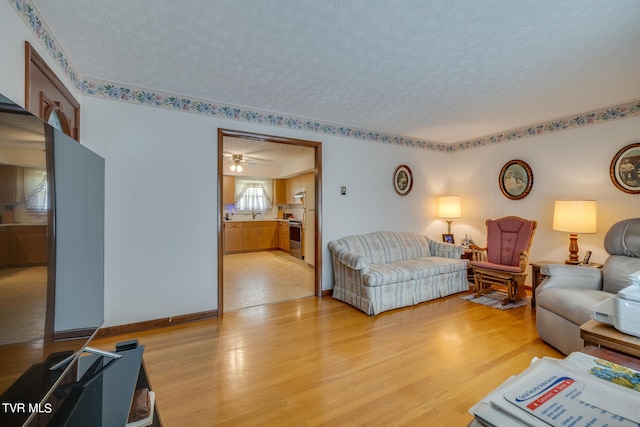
[23,168,49,212]
[234,178,273,212]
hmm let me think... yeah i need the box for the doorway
[217,129,322,314]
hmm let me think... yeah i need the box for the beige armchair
[536,218,640,355]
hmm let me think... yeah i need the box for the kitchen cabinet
[286,175,302,204]
[274,179,287,205]
[222,176,235,205]
[278,221,289,251]
[0,165,20,206]
[224,221,282,253]
[0,227,9,267]
[9,225,48,266]
[224,222,243,253]
[243,221,278,251]
[284,173,314,206]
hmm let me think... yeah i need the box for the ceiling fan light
[236,164,243,172]
[230,164,236,172]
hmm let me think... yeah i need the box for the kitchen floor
[223,250,315,311]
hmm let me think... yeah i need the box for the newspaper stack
[469,352,640,427]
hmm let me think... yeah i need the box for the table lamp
[438,195,461,234]
[553,200,597,264]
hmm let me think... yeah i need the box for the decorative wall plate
[393,165,413,196]
[499,159,533,200]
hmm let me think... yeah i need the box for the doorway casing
[217,129,322,315]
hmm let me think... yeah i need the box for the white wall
[2,1,639,327]
[449,120,640,266]
[1,1,37,105]
[80,95,450,326]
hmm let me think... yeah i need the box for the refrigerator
[297,185,315,267]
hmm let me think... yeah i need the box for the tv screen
[0,94,105,426]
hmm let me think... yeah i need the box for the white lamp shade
[438,195,461,218]
[553,200,597,233]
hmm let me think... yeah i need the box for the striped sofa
[328,231,468,315]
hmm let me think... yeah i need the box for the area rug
[461,291,530,310]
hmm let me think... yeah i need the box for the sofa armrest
[328,241,369,272]
[537,264,603,291]
[428,239,463,259]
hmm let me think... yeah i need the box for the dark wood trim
[24,42,32,108]
[321,289,333,297]
[95,310,218,339]
[44,125,56,343]
[24,41,80,141]
[41,93,72,137]
[315,144,323,300]
[218,129,323,315]
[217,129,225,316]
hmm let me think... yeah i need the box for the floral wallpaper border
[10,0,640,153]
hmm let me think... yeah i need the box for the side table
[530,261,603,308]
[461,250,474,288]
[580,318,640,358]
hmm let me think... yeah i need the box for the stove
[289,221,303,259]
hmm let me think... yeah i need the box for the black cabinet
[0,342,160,426]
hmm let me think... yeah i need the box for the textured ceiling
[30,0,640,144]
[222,137,314,166]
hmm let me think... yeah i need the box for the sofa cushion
[536,287,612,326]
[363,257,466,286]
[334,231,431,264]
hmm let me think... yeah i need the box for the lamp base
[564,233,580,265]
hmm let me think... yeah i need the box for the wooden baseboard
[56,290,336,341]
[53,327,96,342]
[95,310,218,339]
[93,291,334,339]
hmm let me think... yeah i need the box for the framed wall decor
[499,159,533,200]
[393,164,413,196]
[610,142,640,194]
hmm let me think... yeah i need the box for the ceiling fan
[222,153,262,172]
[228,154,245,172]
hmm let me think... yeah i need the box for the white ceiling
[222,136,314,167]
[31,0,640,144]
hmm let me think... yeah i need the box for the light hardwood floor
[0,266,47,344]
[92,291,563,426]
[223,250,315,311]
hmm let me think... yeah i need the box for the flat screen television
[0,93,105,426]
